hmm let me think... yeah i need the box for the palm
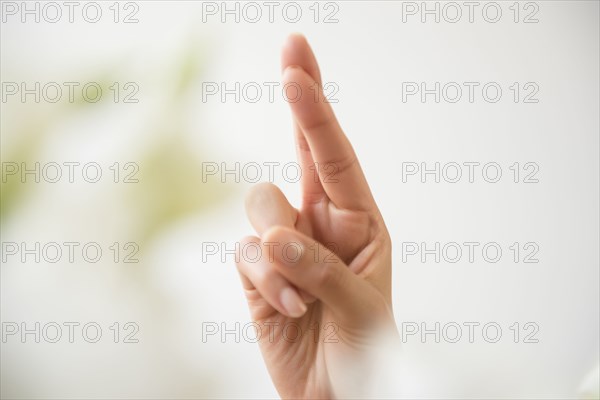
[248,294,337,399]
[236,34,395,399]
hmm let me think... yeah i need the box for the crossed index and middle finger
[281,34,376,213]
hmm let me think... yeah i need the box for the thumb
[244,182,316,304]
[262,226,388,325]
[245,182,297,235]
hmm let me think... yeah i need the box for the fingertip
[281,33,321,83]
[244,182,272,212]
[284,32,308,48]
[281,33,308,64]
[245,184,298,236]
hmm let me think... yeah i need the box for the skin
[235,33,398,399]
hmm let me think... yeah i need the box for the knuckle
[330,154,358,178]
[236,236,260,267]
[317,261,343,289]
[254,268,274,288]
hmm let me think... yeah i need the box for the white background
[1,1,599,398]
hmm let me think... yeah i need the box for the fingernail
[282,64,305,80]
[280,287,307,318]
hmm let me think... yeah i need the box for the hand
[235,33,398,399]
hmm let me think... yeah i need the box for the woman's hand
[235,33,398,399]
